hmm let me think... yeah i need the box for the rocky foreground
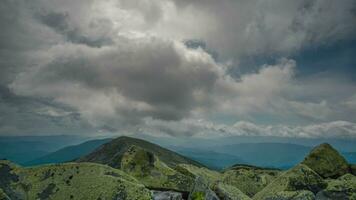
[1,137,356,200]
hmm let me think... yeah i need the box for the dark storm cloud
[0,85,92,135]
[11,40,221,123]
[1,0,356,137]
[0,0,59,84]
[36,12,113,47]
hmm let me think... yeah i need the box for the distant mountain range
[1,136,356,199]
[24,138,112,166]
[0,135,87,164]
[1,135,356,170]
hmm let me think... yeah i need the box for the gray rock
[315,174,356,200]
[152,190,183,200]
[265,190,315,200]
[189,176,219,200]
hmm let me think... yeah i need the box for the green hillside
[78,136,203,168]
[0,160,151,200]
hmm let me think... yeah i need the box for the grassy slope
[78,136,203,168]
[0,160,151,200]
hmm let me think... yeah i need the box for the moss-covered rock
[222,165,281,197]
[121,145,195,192]
[0,160,151,200]
[302,143,350,178]
[351,165,356,176]
[253,164,326,200]
[0,188,10,200]
[316,173,356,199]
[175,164,221,184]
[212,182,252,200]
[78,136,203,168]
[188,176,219,200]
[264,190,315,200]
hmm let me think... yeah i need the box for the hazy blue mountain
[343,152,356,164]
[25,138,112,166]
[0,141,50,164]
[0,135,89,164]
[171,147,245,170]
[136,134,356,152]
[212,143,312,169]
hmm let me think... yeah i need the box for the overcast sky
[1,0,356,138]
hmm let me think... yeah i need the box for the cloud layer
[1,0,356,138]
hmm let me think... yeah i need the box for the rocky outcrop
[222,165,281,197]
[316,173,356,199]
[120,145,195,192]
[0,188,10,200]
[302,143,350,178]
[264,190,315,200]
[212,182,251,200]
[152,190,184,200]
[253,164,326,200]
[351,164,356,176]
[189,176,219,200]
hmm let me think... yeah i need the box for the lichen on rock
[253,164,326,200]
[212,182,252,200]
[316,173,356,199]
[222,165,281,197]
[301,143,350,178]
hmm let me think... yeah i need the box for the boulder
[264,190,315,200]
[212,182,252,200]
[222,165,281,197]
[351,165,356,176]
[175,164,221,184]
[0,188,10,200]
[253,164,326,200]
[302,143,349,178]
[152,190,183,200]
[120,145,195,192]
[316,173,356,199]
[189,176,219,200]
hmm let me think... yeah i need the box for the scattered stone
[253,164,326,200]
[315,173,356,199]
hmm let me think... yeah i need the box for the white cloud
[141,118,356,139]
[1,0,356,137]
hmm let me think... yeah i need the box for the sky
[0,0,356,138]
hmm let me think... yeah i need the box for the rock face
[152,190,184,200]
[0,160,152,200]
[351,165,356,176]
[119,145,195,192]
[212,182,252,200]
[316,173,356,199]
[253,164,326,200]
[301,143,350,178]
[175,164,221,184]
[222,165,281,197]
[264,190,315,200]
[189,177,219,200]
[0,188,10,200]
